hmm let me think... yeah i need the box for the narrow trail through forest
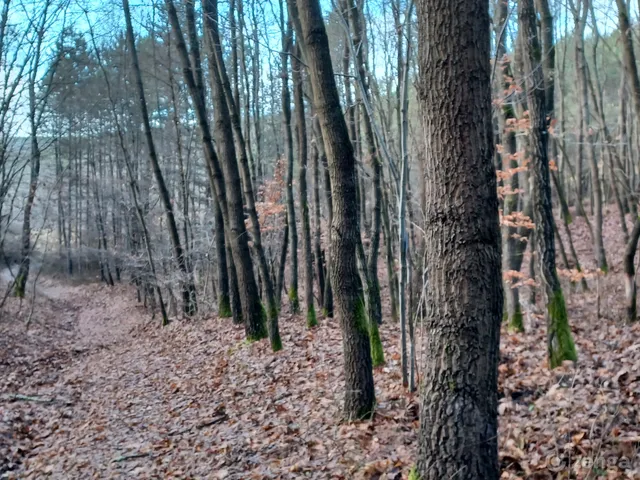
[2,212,640,479]
[1,273,415,479]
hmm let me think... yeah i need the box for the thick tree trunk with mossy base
[292,43,316,328]
[209,93,267,341]
[547,290,576,367]
[414,0,502,478]
[166,0,266,341]
[290,0,375,420]
[519,0,577,368]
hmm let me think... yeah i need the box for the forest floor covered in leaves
[2,210,640,479]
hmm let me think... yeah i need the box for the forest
[1,0,640,478]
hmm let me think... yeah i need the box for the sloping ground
[1,210,640,479]
[1,284,415,479]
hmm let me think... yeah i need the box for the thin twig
[167,413,228,437]
[112,452,151,463]
[1,393,73,406]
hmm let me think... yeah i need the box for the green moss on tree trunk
[14,275,26,298]
[270,334,283,352]
[245,331,266,342]
[508,305,524,333]
[408,466,420,480]
[548,289,577,368]
[354,296,369,334]
[352,286,385,367]
[288,287,299,313]
[218,295,232,318]
[306,305,318,328]
[366,281,385,366]
[246,305,268,343]
[369,322,385,367]
[264,302,282,352]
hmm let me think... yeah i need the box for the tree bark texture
[291,0,375,420]
[415,1,503,478]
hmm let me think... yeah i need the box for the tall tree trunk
[280,11,299,314]
[124,0,197,316]
[381,182,398,322]
[496,0,524,332]
[616,0,640,322]
[290,0,375,420]
[414,1,502,477]
[312,140,325,307]
[396,1,413,386]
[15,112,41,298]
[166,0,266,340]
[249,3,263,180]
[346,0,384,363]
[585,63,630,242]
[619,76,637,217]
[292,44,317,327]
[90,22,168,325]
[203,0,282,350]
[237,0,257,188]
[168,40,196,287]
[536,0,554,116]
[571,0,607,271]
[520,0,577,367]
[89,149,114,286]
[538,0,589,292]
[229,0,239,108]
[14,3,51,298]
[553,170,589,291]
[313,113,334,317]
[276,214,289,308]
